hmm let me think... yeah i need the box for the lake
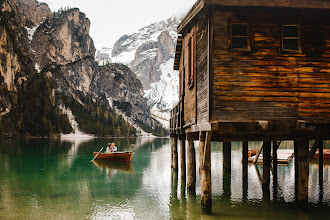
[0,138,329,219]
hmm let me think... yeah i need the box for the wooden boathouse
[170,0,330,212]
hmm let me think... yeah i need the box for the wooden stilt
[262,141,271,190]
[200,131,212,213]
[242,142,248,179]
[223,142,231,170]
[180,137,186,181]
[187,139,196,193]
[170,169,179,219]
[319,140,324,203]
[294,140,309,204]
[223,169,231,199]
[242,142,248,200]
[172,136,178,170]
[272,141,279,201]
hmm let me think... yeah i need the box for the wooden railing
[170,96,184,134]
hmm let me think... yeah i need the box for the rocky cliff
[31,8,96,97]
[0,1,164,136]
[92,64,152,126]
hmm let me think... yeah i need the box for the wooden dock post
[262,141,271,191]
[272,141,279,201]
[199,131,212,212]
[187,136,196,193]
[242,142,248,199]
[171,135,178,171]
[319,140,324,202]
[294,140,309,204]
[242,142,248,178]
[179,135,186,181]
[223,142,231,170]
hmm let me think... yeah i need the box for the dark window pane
[232,24,248,36]
[283,39,299,50]
[232,37,248,49]
[283,26,298,37]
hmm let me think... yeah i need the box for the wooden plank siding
[183,28,197,125]
[211,7,330,123]
[196,12,209,124]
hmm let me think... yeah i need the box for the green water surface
[0,138,329,220]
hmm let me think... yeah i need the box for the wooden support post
[262,141,271,190]
[180,137,186,181]
[242,142,248,179]
[170,169,179,219]
[187,139,196,193]
[199,131,212,213]
[272,141,279,168]
[171,135,178,171]
[242,142,248,200]
[294,140,309,204]
[223,142,231,170]
[319,140,324,203]
[272,141,279,201]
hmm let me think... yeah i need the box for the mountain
[96,17,180,114]
[0,0,167,137]
[0,0,72,136]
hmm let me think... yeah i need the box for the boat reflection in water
[92,159,133,177]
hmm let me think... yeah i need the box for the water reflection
[93,160,133,176]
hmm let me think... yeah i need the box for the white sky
[41,0,196,49]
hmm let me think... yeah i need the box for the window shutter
[185,40,190,87]
[190,30,195,83]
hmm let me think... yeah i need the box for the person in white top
[106,143,111,153]
[110,142,117,152]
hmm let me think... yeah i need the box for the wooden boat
[313,149,330,159]
[93,149,134,162]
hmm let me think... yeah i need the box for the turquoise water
[0,138,329,219]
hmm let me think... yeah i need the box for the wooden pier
[170,0,330,212]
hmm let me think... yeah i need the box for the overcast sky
[42,0,196,49]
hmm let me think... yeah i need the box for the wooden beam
[262,141,271,190]
[294,140,309,204]
[187,140,196,193]
[180,139,186,181]
[242,142,248,179]
[308,131,325,162]
[319,141,324,198]
[223,142,231,170]
[172,136,178,171]
[253,143,263,164]
[204,0,330,9]
[200,131,212,212]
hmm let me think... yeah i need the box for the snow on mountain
[96,16,181,115]
[95,47,112,65]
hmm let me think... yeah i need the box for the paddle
[90,147,103,162]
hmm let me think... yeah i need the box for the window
[231,23,249,50]
[282,25,300,51]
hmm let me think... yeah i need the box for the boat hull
[313,149,330,159]
[93,150,133,162]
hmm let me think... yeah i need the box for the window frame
[282,24,301,52]
[230,23,250,51]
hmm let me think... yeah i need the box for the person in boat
[106,143,111,153]
[110,142,117,152]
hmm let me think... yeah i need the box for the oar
[90,147,103,162]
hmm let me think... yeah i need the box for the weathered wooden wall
[196,12,209,124]
[211,7,330,123]
[183,29,197,125]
